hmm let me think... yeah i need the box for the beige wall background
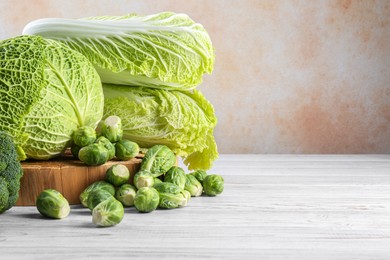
[1,0,389,154]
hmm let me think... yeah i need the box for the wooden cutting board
[16,154,143,206]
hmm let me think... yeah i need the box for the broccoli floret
[0,131,23,213]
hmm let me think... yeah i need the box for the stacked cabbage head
[23,12,218,170]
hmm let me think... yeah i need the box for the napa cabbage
[0,35,103,160]
[22,12,215,91]
[103,84,218,170]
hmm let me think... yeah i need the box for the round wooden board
[16,155,143,206]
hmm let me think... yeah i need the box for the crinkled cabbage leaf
[103,84,218,170]
[0,35,103,160]
[23,12,215,91]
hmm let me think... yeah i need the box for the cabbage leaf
[0,35,103,160]
[23,12,215,91]
[103,84,218,170]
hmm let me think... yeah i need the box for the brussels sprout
[78,144,109,166]
[153,182,182,194]
[115,139,139,161]
[79,180,115,208]
[115,184,137,207]
[181,189,191,204]
[87,189,114,210]
[189,170,208,184]
[164,166,186,189]
[101,115,123,143]
[158,191,189,209]
[105,164,130,186]
[184,174,203,197]
[73,126,97,147]
[92,196,124,227]
[203,174,224,196]
[36,189,70,219]
[153,177,163,186]
[70,144,81,159]
[95,136,115,160]
[134,187,159,213]
[133,170,154,189]
[140,145,176,177]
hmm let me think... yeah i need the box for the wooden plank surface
[1,154,390,259]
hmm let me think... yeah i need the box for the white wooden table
[1,155,390,259]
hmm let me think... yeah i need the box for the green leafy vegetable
[104,85,218,170]
[105,164,130,186]
[92,196,124,227]
[0,35,103,160]
[140,145,176,177]
[23,12,215,91]
[78,144,109,166]
[36,189,70,219]
[203,174,224,196]
[79,180,115,208]
[0,131,23,213]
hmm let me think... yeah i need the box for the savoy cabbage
[0,35,103,160]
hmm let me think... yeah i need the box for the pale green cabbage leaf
[22,12,215,91]
[0,35,103,160]
[103,84,218,170]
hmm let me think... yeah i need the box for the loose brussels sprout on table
[133,170,154,189]
[134,187,159,213]
[164,166,186,189]
[115,184,137,207]
[73,126,97,147]
[115,139,139,161]
[105,164,130,186]
[78,143,109,166]
[79,180,115,208]
[95,136,116,161]
[189,170,208,184]
[153,182,182,194]
[92,196,124,227]
[154,182,190,209]
[203,174,224,196]
[184,174,203,197]
[100,115,123,143]
[140,145,176,177]
[158,190,189,209]
[87,189,114,210]
[36,189,70,219]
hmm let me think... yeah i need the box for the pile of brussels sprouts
[71,115,139,165]
[35,115,224,227]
